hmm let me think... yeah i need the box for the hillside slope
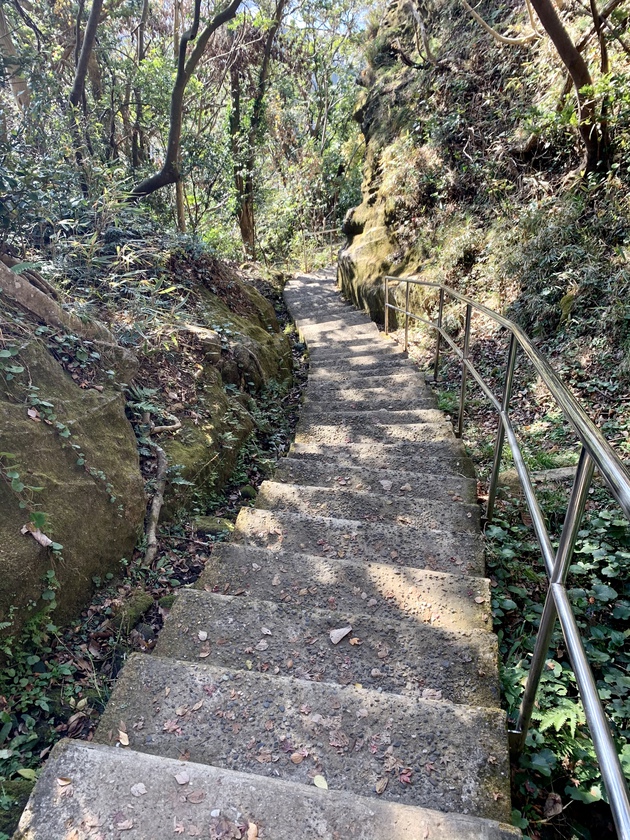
[340,0,630,378]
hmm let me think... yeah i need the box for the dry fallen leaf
[247,823,258,840]
[375,777,389,795]
[261,627,272,636]
[191,700,203,712]
[56,777,72,786]
[116,818,134,830]
[127,781,146,798]
[197,631,208,641]
[313,775,328,789]
[255,639,269,651]
[175,771,190,785]
[20,524,53,548]
[271,574,281,586]
[187,790,206,804]
[290,752,304,765]
[474,596,486,604]
[118,730,130,747]
[379,480,393,491]
[399,483,412,492]
[329,626,352,645]
[173,818,185,834]
[349,637,362,646]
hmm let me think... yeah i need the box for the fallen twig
[144,442,167,567]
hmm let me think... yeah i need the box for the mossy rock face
[112,590,154,632]
[0,778,34,836]
[161,278,292,512]
[0,340,144,634]
[194,515,234,535]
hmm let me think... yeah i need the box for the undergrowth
[397,295,629,838]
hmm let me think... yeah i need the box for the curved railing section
[384,275,630,840]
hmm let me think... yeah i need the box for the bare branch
[460,0,540,45]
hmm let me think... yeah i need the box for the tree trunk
[229,0,287,256]
[529,0,607,172]
[238,164,255,255]
[132,0,149,166]
[69,0,103,108]
[175,179,187,231]
[0,3,31,110]
[130,0,243,200]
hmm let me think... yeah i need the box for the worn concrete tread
[154,589,497,707]
[16,741,520,839]
[96,655,510,820]
[199,541,495,638]
[231,506,485,575]
[274,457,477,502]
[256,480,480,533]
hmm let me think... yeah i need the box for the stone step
[308,356,415,374]
[297,317,380,335]
[298,406,449,427]
[295,418,454,446]
[305,370,428,390]
[303,387,437,412]
[288,301,367,321]
[256,480,480,533]
[289,440,476,478]
[305,384,434,407]
[153,590,496,707]
[274,457,477,502]
[199,542,494,638]
[295,312,372,330]
[96,655,510,821]
[19,740,521,839]
[231,507,484,575]
[307,367,425,386]
[307,339,404,358]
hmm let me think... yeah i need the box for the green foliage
[485,496,630,831]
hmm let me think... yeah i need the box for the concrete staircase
[15,269,520,839]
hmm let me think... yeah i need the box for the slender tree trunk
[175,178,187,230]
[132,0,149,166]
[229,0,286,257]
[69,0,103,108]
[67,0,103,192]
[529,0,606,171]
[0,3,31,110]
[130,0,243,200]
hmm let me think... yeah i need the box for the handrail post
[457,303,472,438]
[384,276,389,335]
[433,287,444,382]
[509,447,595,754]
[486,334,518,523]
[404,280,410,352]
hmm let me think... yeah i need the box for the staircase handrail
[384,275,630,840]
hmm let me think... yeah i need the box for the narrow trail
[16,269,520,839]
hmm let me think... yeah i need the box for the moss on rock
[0,340,145,635]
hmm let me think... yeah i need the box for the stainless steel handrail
[384,275,630,839]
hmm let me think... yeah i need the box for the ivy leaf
[592,584,617,602]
